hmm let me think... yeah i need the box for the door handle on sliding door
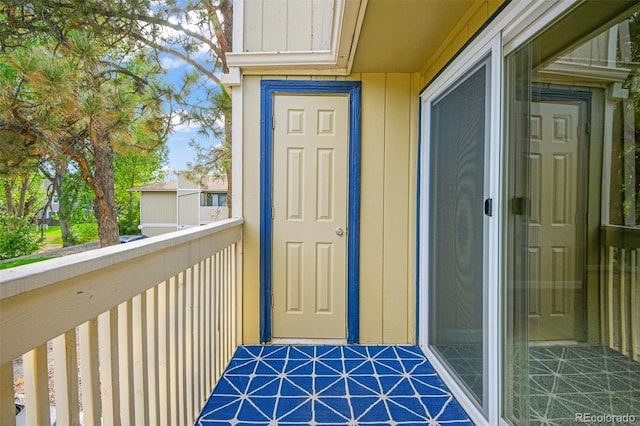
[484,198,493,217]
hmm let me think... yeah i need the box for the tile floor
[528,346,640,425]
[196,345,474,425]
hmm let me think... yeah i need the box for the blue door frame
[260,80,362,343]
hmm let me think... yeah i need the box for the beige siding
[241,76,263,344]
[243,0,334,53]
[143,226,177,237]
[178,192,199,228]
[421,0,504,84]
[241,74,418,344]
[141,193,176,224]
[200,206,229,223]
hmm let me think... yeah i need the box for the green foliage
[0,210,42,260]
[59,171,94,224]
[118,218,141,236]
[0,168,47,219]
[0,0,233,244]
[0,10,172,246]
[69,223,99,245]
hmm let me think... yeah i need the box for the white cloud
[160,55,187,70]
[170,111,200,133]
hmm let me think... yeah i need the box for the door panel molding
[530,87,592,342]
[260,80,361,343]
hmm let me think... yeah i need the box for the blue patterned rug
[196,345,473,425]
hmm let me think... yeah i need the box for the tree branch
[129,33,221,85]
[98,60,149,89]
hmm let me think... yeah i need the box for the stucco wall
[241,73,419,344]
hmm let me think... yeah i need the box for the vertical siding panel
[288,0,312,50]
[488,0,503,16]
[406,73,420,343]
[243,0,263,51]
[382,74,412,343]
[242,76,263,344]
[141,192,177,226]
[468,2,488,34]
[436,44,454,73]
[452,24,469,54]
[359,73,386,343]
[312,0,334,51]
[262,0,288,51]
[420,0,503,85]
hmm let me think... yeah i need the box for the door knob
[335,227,344,236]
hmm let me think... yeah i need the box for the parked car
[119,234,148,243]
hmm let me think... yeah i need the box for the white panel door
[528,101,582,341]
[272,94,349,339]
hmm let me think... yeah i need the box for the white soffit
[226,0,366,74]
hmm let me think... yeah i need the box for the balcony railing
[0,217,243,425]
[601,225,640,361]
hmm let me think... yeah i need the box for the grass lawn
[40,225,63,246]
[0,257,53,270]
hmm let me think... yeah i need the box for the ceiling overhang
[227,0,481,76]
[226,0,367,75]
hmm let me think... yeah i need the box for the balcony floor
[196,345,473,425]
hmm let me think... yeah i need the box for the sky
[156,16,221,176]
[161,59,218,175]
[165,117,202,173]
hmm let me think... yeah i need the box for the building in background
[131,174,228,237]
[34,179,60,227]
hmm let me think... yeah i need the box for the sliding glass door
[428,58,490,410]
[504,2,640,424]
[419,33,500,423]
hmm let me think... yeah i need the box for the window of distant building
[200,192,227,207]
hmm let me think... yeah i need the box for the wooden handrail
[0,217,243,364]
[600,224,639,362]
[601,224,640,249]
[0,217,243,425]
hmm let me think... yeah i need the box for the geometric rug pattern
[528,345,640,425]
[196,345,474,425]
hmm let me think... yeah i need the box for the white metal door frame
[418,34,502,426]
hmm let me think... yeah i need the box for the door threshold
[270,338,347,345]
